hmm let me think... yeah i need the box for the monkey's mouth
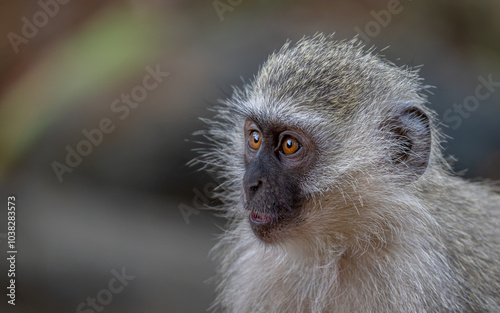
[249,210,277,225]
[248,209,291,243]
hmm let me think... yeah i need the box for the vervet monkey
[196,34,500,313]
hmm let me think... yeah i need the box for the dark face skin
[243,120,316,243]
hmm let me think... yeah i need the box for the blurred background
[0,0,499,312]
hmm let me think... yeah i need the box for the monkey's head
[199,35,444,251]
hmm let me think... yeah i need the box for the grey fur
[195,34,500,312]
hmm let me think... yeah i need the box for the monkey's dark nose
[248,180,262,197]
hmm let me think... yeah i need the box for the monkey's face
[237,103,432,246]
[242,120,317,243]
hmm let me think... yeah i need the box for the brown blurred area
[0,1,499,312]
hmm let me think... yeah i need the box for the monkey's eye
[248,131,262,150]
[281,136,301,155]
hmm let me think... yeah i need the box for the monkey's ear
[383,107,431,178]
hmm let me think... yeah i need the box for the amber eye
[248,131,261,150]
[281,136,300,155]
